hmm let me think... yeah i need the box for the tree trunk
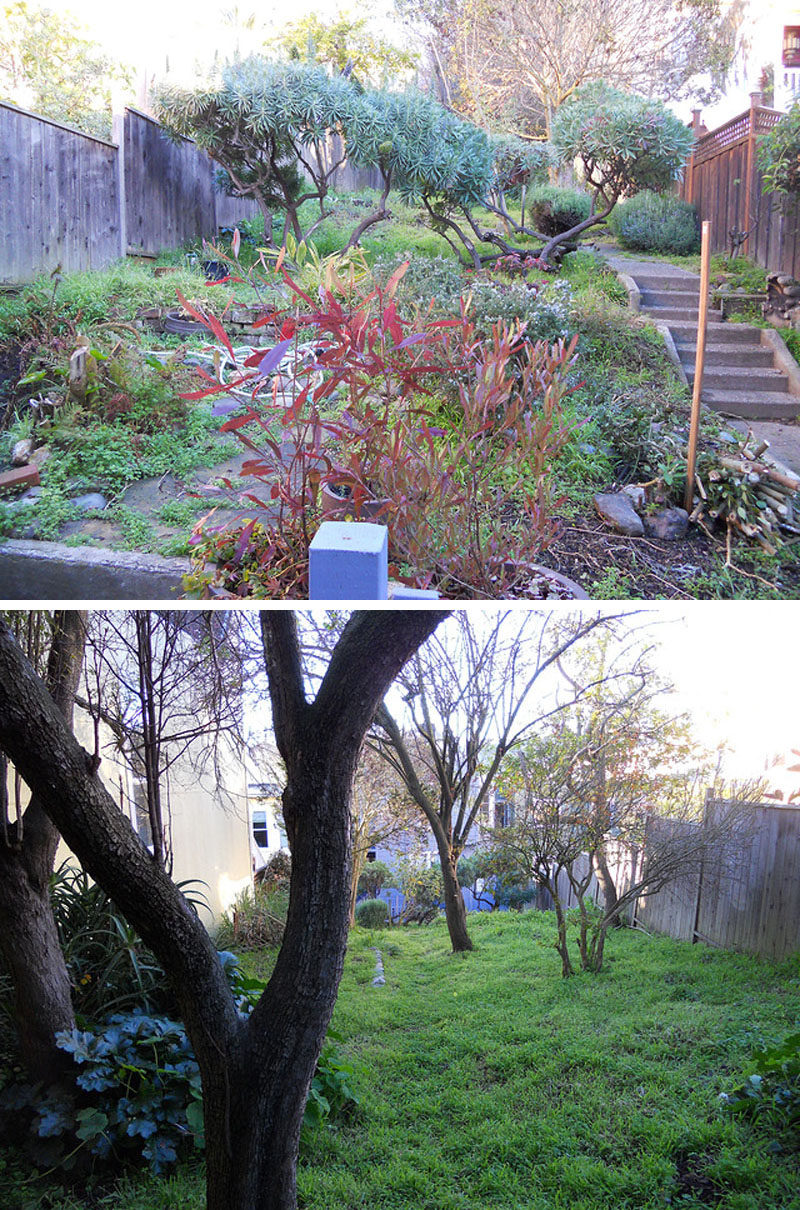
[348,838,367,928]
[552,894,574,978]
[0,609,448,1210]
[0,836,76,1083]
[204,746,353,1210]
[436,837,473,953]
[0,611,86,1084]
[585,923,608,974]
[592,847,621,925]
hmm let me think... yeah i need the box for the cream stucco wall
[45,712,254,929]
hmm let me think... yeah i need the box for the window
[252,810,269,849]
[784,27,800,69]
[495,796,515,828]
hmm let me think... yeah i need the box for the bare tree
[371,610,628,953]
[490,654,762,975]
[348,747,423,926]
[80,611,255,871]
[399,0,744,137]
[0,608,446,1210]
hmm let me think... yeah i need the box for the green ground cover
[5,913,797,1209]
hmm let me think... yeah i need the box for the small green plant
[302,1037,359,1135]
[0,1011,204,1176]
[590,566,637,599]
[610,190,699,255]
[721,1031,800,1149]
[354,898,390,929]
[47,862,172,1023]
[526,185,592,237]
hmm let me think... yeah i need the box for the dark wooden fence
[0,103,123,282]
[1,102,384,284]
[0,103,260,283]
[634,798,800,961]
[679,93,800,278]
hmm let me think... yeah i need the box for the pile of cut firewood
[692,432,800,554]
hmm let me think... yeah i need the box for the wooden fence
[679,92,800,278]
[1,102,384,285]
[0,103,260,283]
[0,104,123,283]
[634,798,800,962]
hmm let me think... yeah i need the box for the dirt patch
[541,509,800,599]
[671,1149,721,1205]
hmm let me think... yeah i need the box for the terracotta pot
[500,561,588,600]
[320,481,392,522]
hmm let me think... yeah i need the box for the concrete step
[667,321,764,344]
[640,288,704,308]
[631,274,701,292]
[701,390,800,420]
[677,345,776,369]
[689,367,788,393]
[642,305,724,323]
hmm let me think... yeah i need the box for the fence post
[112,108,127,260]
[685,109,703,204]
[684,220,711,513]
[691,789,711,944]
[742,90,762,256]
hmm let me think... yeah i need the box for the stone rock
[69,492,108,512]
[643,507,689,541]
[777,275,796,287]
[594,492,644,536]
[11,438,35,466]
[622,484,647,512]
[30,445,51,468]
[785,284,800,299]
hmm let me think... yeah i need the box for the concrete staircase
[635,274,799,421]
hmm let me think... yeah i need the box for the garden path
[600,247,800,476]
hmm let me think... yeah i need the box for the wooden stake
[685,220,711,513]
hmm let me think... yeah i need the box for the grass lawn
[7,912,797,1209]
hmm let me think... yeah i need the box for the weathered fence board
[123,108,218,255]
[1,101,384,284]
[635,799,800,961]
[1,103,121,282]
[0,103,260,282]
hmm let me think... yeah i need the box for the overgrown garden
[2,49,800,597]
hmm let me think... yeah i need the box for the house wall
[45,713,254,927]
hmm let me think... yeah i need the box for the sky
[627,602,798,783]
[296,602,799,790]
[50,0,404,96]
[47,0,789,126]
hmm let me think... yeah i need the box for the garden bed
[2,203,800,599]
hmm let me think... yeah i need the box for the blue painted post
[309,521,388,599]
